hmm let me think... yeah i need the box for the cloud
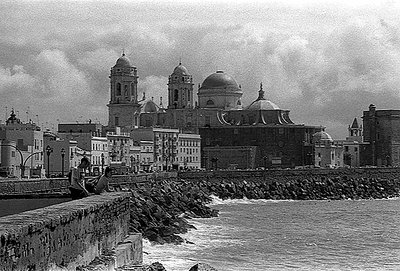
[0,65,38,94]
[138,75,169,106]
[261,18,400,137]
[1,1,400,138]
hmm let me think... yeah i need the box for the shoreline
[127,175,400,245]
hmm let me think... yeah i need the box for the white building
[178,133,201,170]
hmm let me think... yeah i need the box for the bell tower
[348,117,362,141]
[168,62,194,109]
[107,53,140,129]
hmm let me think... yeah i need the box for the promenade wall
[0,192,133,271]
[0,172,178,197]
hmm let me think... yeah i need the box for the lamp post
[101,153,105,174]
[61,148,65,177]
[22,151,43,178]
[46,145,53,178]
[263,156,268,182]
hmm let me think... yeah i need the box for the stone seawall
[0,192,132,271]
[0,172,178,197]
[0,178,70,196]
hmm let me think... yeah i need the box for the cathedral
[107,54,324,169]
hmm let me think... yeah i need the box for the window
[174,89,179,101]
[115,117,119,126]
[345,146,349,152]
[354,147,358,152]
[206,99,214,106]
[116,83,121,96]
[188,89,190,101]
[205,116,211,126]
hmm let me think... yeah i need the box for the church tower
[168,62,194,109]
[348,117,362,141]
[107,53,140,128]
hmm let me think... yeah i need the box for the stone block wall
[0,178,70,195]
[0,192,131,271]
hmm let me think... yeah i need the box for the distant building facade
[313,131,344,168]
[362,104,400,166]
[177,133,201,170]
[0,110,44,178]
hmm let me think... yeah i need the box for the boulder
[188,263,218,271]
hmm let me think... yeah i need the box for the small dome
[247,100,280,110]
[173,63,189,75]
[114,53,132,67]
[200,71,240,90]
[313,131,333,142]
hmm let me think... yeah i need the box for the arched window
[206,99,215,106]
[174,89,179,101]
[237,100,241,105]
[116,83,121,96]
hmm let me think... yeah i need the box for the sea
[143,196,400,271]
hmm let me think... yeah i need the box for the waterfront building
[339,118,363,167]
[131,127,179,171]
[58,122,108,175]
[177,133,201,170]
[362,104,400,166]
[0,139,18,177]
[139,140,154,172]
[0,110,44,178]
[313,131,344,168]
[106,127,132,174]
[129,144,141,173]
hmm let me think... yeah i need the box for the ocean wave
[208,194,294,206]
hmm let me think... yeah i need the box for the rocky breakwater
[126,175,400,245]
[128,180,218,244]
[203,175,400,200]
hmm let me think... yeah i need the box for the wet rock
[143,262,167,271]
[188,263,218,271]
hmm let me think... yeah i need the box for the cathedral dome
[246,83,279,110]
[199,71,240,91]
[173,63,189,75]
[313,131,333,143]
[247,100,280,110]
[114,53,132,67]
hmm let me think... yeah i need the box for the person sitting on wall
[69,157,91,199]
[94,166,113,194]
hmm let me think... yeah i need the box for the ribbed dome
[247,100,280,110]
[313,131,333,142]
[173,63,189,75]
[200,71,240,90]
[114,54,132,67]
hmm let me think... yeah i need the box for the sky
[1,0,400,139]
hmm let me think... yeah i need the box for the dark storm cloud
[0,1,399,138]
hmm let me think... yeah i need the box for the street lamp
[61,148,65,177]
[46,145,53,178]
[101,153,105,174]
[263,156,268,182]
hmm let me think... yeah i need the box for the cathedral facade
[108,54,324,169]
